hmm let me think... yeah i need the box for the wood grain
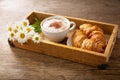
[0,0,120,80]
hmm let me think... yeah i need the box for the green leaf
[31,17,41,32]
[34,17,39,22]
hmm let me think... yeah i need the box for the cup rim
[41,15,70,33]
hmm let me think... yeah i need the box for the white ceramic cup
[41,16,76,42]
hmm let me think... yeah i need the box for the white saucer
[66,36,73,46]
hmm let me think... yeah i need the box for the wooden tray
[8,11,118,68]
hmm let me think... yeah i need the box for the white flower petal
[32,34,41,44]
[16,30,29,44]
[21,19,30,27]
[8,31,16,41]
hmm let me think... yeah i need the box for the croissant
[72,24,106,53]
[79,24,103,36]
[72,30,87,47]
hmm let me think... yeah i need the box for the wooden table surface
[0,0,120,80]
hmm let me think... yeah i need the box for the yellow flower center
[23,22,27,26]
[20,33,25,39]
[8,27,12,31]
[10,33,14,37]
[14,29,18,33]
[16,25,19,29]
[35,37,39,41]
[26,28,31,32]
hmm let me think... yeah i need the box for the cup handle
[69,21,76,31]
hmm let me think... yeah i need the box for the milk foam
[42,19,68,32]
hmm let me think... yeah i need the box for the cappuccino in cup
[41,16,76,42]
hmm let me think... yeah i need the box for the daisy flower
[22,25,35,38]
[32,33,41,44]
[8,26,13,32]
[14,21,23,30]
[13,28,18,33]
[12,23,21,33]
[24,25,34,33]
[7,23,14,32]
[15,25,19,29]
[21,19,29,27]
[16,30,29,44]
[8,31,16,41]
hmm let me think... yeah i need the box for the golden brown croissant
[72,24,106,53]
[79,24,103,36]
[72,30,87,47]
